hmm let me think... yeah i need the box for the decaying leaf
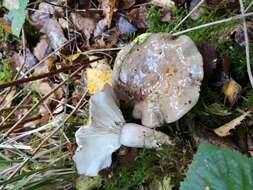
[223,78,241,105]
[128,6,147,29]
[40,19,67,50]
[13,48,37,72]
[31,2,63,26]
[70,13,96,43]
[214,111,251,137]
[117,16,137,34]
[151,0,175,9]
[100,0,116,28]
[94,18,108,38]
[1,88,16,109]
[33,35,52,61]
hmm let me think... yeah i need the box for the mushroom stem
[120,123,172,149]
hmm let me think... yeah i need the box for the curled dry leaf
[223,78,241,105]
[13,48,37,72]
[100,0,116,28]
[31,2,63,26]
[40,19,67,50]
[33,35,52,61]
[128,6,147,29]
[160,8,172,23]
[94,18,108,38]
[214,111,251,137]
[70,13,96,43]
[117,16,137,34]
[0,88,16,109]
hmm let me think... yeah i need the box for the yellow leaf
[69,53,81,61]
[87,68,112,95]
[223,78,241,105]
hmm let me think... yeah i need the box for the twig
[6,87,88,179]
[172,12,253,36]
[22,38,76,78]
[0,61,87,89]
[0,58,101,142]
[170,0,205,34]
[238,0,253,88]
[246,0,253,12]
[0,92,31,126]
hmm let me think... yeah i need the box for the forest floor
[0,0,253,190]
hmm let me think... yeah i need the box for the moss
[0,59,12,83]
[242,90,253,109]
[104,142,192,190]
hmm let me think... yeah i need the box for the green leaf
[180,143,253,190]
[7,0,29,36]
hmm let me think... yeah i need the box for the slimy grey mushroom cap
[113,33,203,128]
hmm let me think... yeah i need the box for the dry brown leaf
[223,78,241,104]
[40,19,67,50]
[13,48,37,72]
[100,0,116,28]
[32,2,63,26]
[71,13,96,45]
[94,18,108,38]
[2,89,16,109]
[214,111,251,137]
[33,35,52,61]
[128,6,147,29]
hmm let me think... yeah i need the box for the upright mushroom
[73,85,171,176]
[113,33,203,128]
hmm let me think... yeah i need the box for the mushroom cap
[113,33,203,128]
[73,85,124,176]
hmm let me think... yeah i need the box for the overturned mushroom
[113,33,203,128]
[73,85,171,176]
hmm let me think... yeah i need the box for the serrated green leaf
[180,143,253,190]
[7,0,29,36]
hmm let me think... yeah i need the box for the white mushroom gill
[73,85,124,176]
[73,85,172,176]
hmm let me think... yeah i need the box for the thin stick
[170,0,205,34]
[0,61,86,89]
[172,12,253,36]
[0,92,31,126]
[6,88,88,179]
[239,0,253,88]
[246,0,253,12]
[0,58,101,142]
